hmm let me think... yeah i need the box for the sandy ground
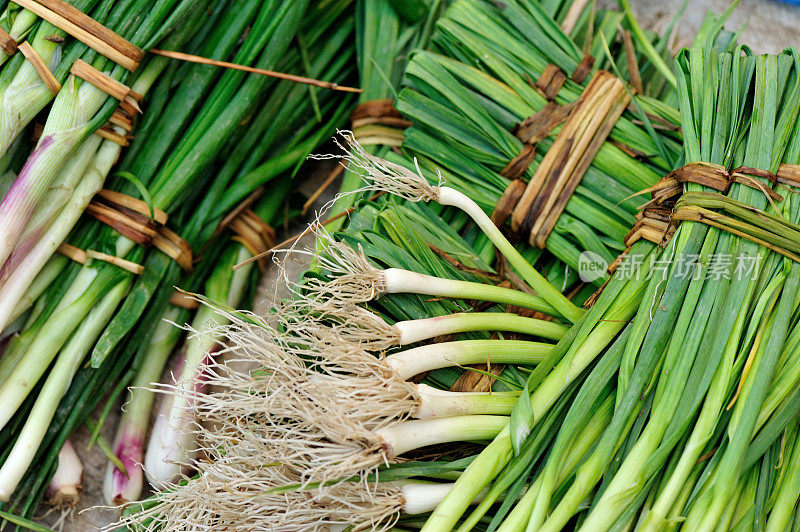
[626,0,800,53]
[33,1,800,530]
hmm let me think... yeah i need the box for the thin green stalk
[438,187,582,323]
[103,306,186,505]
[0,280,128,500]
[421,252,651,531]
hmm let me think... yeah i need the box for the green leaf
[0,510,55,532]
[114,171,156,221]
[509,382,534,454]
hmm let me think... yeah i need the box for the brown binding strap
[533,64,567,101]
[493,102,575,216]
[230,211,276,272]
[109,109,134,132]
[13,0,143,71]
[642,163,784,206]
[623,205,676,248]
[450,357,504,392]
[511,71,631,248]
[214,188,263,237]
[351,99,412,129]
[493,69,626,231]
[643,162,730,204]
[623,163,800,252]
[149,49,362,93]
[622,30,644,95]
[71,60,142,116]
[730,167,782,202]
[572,54,595,84]
[170,291,200,309]
[96,105,139,146]
[19,42,61,94]
[491,178,527,227]
[95,125,130,146]
[0,28,18,56]
[214,188,276,272]
[351,99,409,148]
[86,196,162,247]
[777,164,800,188]
[514,101,576,146]
[153,226,193,271]
[499,145,538,181]
[57,243,144,275]
[492,85,577,219]
[95,189,168,224]
[86,190,193,271]
[497,100,576,181]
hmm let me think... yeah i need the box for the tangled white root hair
[310,130,442,203]
[109,454,404,531]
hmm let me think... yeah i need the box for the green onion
[324,135,583,322]
[102,307,185,505]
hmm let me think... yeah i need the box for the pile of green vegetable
[0,0,355,525]
[6,0,800,531]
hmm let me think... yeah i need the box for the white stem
[0,10,37,68]
[0,37,60,155]
[376,415,509,458]
[437,187,582,323]
[395,313,566,345]
[0,136,113,331]
[8,255,67,325]
[143,364,186,490]
[0,77,108,267]
[0,333,24,386]
[104,308,185,506]
[0,55,165,315]
[0,280,103,430]
[144,331,213,489]
[53,265,98,314]
[402,482,459,515]
[400,481,488,515]
[10,135,101,257]
[146,248,254,487]
[383,268,554,314]
[0,281,128,501]
[414,384,519,418]
[386,339,551,380]
[45,439,83,508]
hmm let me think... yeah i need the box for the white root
[119,268,471,527]
[109,456,405,532]
[310,130,442,203]
[156,317,420,442]
[277,301,402,352]
[298,234,387,308]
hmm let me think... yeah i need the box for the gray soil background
[35,1,800,530]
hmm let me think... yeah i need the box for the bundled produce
[113,190,578,529]
[119,15,800,527]
[101,0,691,529]
[7,0,800,531]
[0,0,356,522]
[391,0,682,280]
[0,0,203,273]
[328,0,443,228]
[420,12,800,532]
